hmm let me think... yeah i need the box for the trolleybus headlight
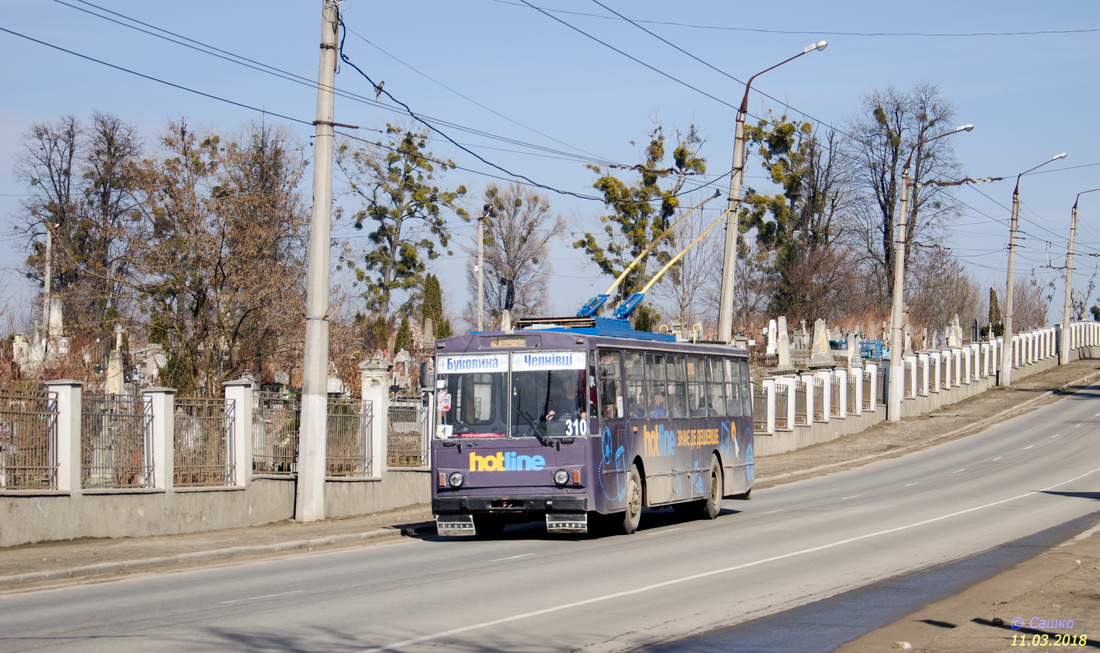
[448,472,465,488]
[554,469,569,486]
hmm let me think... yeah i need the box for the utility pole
[888,166,911,421]
[1002,153,1066,387]
[296,0,339,523]
[1061,188,1100,364]
[43,224,52,330]
[717,41,826,343]
[477,205,488,331]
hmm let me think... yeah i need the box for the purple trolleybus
[430,315,754,537]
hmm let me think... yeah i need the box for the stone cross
[767,319,778,355]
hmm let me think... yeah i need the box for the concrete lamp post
[716,40,827,343]
[887,124,973,421]
[1001,153,1068,387]
[1060,187,1100,365]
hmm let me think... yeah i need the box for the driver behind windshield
[544,373,588,422]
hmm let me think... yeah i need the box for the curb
[0,520,437,588]
[757,368,1100,486]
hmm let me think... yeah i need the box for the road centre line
[841,495,860,500]
[360,465,1100,653]
[489,554,533,562]
[761,509,784,515]
[1025,446,1034,450]
[953,469,966,473]
[220,590,302,604]
[905,482,919,487]
[1053,434,1060,438]
[993,457,1003,461]
[645,528,682,536]
[1075,424,1082,428]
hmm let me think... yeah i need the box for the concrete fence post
[146,387,175,492]
[223,379,253,487]
[852,369,863,415]
[836,369,847,418]
[360,357,392,478]
[961,347,972,384]
[762,377,776,434]
[48,381,83,494]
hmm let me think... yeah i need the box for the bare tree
[648,199,722,333]
[1011,273,1054,331]
[463,182,561,326]
[132,120,308,395]
[845,82,965,300]
[906,245,981,333]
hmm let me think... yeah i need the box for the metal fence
[752,386,767,432]
[0,389,58,489]
[327,397,372,477]
[81,393,153,489]
[862,369,874,410]
[388,400,429,469]
[830,376,843,418]
[253,391,299,474]
[774,383,790,430]
[847,374,859,413]
[794,380,809,426]
[812,377,826,422]
[904,361,915,398]
[174,398,235,487]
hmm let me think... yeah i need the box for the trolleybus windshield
[438,351,590,439]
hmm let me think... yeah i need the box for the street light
[716,40,828,343]
[1060,187,1100,364]
[1001,152,1068,387]
[887,124,973,421]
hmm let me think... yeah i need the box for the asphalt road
[2,386,1099,653]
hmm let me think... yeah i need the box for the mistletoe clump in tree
[574,124,705,330]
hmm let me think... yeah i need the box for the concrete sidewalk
[3,358,1100,595]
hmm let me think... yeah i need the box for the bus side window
[686,356,707,418]
[666,354,687,418]
[597,350,624,420]
[706,357,726,417]
[645,352,667,418]
[624,351,646,418]
[725,358,741,417]
[740,360,752,416]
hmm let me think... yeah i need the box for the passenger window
[725,358,740,417]
[644,353,667,418]
[597,350,624,420]
[624,352,646,419]
[686,356,707,418]
[666,355,687,418]
[706,358,726,417]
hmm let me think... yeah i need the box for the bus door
[595,350,630,509]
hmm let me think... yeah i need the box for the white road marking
[1024,446,1034,450]
[953,469,966,474]
[993,457,1003,461]
[645,528,682,536]
[361,466,1100,653]
[489,554,532,562]
[1075,424,1082,428]
[220,590,302,605]
[1052,434,1060,439]
[761,509,784,515]
[841,495,860,500]
[905,482,919,487]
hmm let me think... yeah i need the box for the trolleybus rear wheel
[700,455,722,520]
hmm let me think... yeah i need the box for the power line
[492,0,1100,38]
[0,26,312,127]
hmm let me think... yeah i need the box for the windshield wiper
[516,408,552,446]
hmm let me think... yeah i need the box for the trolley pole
[296,0,339,522]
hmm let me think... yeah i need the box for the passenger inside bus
[648,390,666,418]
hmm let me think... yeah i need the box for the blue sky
[2,0,1099,332]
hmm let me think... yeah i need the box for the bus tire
[700,456,722,520]
[619,465,643,535]
[474,514,506,538]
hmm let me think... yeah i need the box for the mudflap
[546,512,588,534]
[435,514,476,537]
